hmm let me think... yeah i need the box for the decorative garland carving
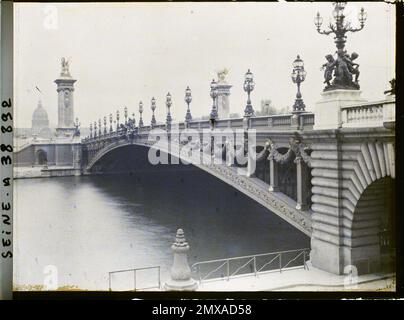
[255,143,270,162]
[266,135,312,167]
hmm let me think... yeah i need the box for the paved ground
[195,262,395,292]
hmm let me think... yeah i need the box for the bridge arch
[84,139,312,236]
[349,176,395,274]
[344,141,395,274]
[310,139,395,275]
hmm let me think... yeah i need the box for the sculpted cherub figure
[344,52,360,83]
[216,68,229,84]
[322,54,336,86]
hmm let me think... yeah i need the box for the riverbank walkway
[195,262,395,291]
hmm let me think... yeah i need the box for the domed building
[32,100,52,138]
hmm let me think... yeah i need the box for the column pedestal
[216,83,232,119]
[314,90,366,130]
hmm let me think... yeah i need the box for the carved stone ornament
[267,135,311,166]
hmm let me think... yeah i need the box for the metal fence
[108,266,161,291]
[191,248,310,284]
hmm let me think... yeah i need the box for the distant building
[31,100,52,138]
[14,58,81,175]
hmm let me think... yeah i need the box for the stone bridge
[81,95,395,276]
[11,1,395,278]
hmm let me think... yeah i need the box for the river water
[14,168,309,291]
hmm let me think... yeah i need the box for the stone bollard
[164,229,198,291]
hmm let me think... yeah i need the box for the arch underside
[351,177,394,273]
[85,140,312,236]
[310,140,395,274]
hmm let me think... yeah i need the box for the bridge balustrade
[82,113,314,212]
[341,98,395,129]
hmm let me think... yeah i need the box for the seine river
[14,168,309,291]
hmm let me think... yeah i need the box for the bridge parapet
[341,97,395,129]
[83,112,316,146]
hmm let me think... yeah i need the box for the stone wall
[14,145,35,167]
[14,143,78,168]
[307,129,395,274]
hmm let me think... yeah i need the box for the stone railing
[341,97,395,129]
[161,113,314,131]
[301,113,315,126]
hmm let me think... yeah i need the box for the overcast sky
[14,2,395,128]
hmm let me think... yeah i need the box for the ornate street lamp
[124,106,128,125]
[166,92,172,129]
[116,110,120,131]
[132,112,136,127]
[209,79,218,120]
[151,97,157,127]
[98,119,102,136]
[358,7,367,28]
[109,113,113,132]
[315,2,366,90]
[89,123,93,138]
[138,101,144,127]
[291,55,307,113]
[184,86,192,123]
[243,69,255,117]
[314,2,367,53]
[73,117,80,137]
[103,116,107,134]
[94,121,97,138]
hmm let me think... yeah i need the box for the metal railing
[108,266,161,291]
[191,248,310,284]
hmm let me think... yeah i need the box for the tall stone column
[216,69,231,119]
[55,57,77,137]
[295,156,309,210]
[164,229,197,291]
[268,157,279,192]
[216,83,232,119]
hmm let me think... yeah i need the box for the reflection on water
[14,168,309,290]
